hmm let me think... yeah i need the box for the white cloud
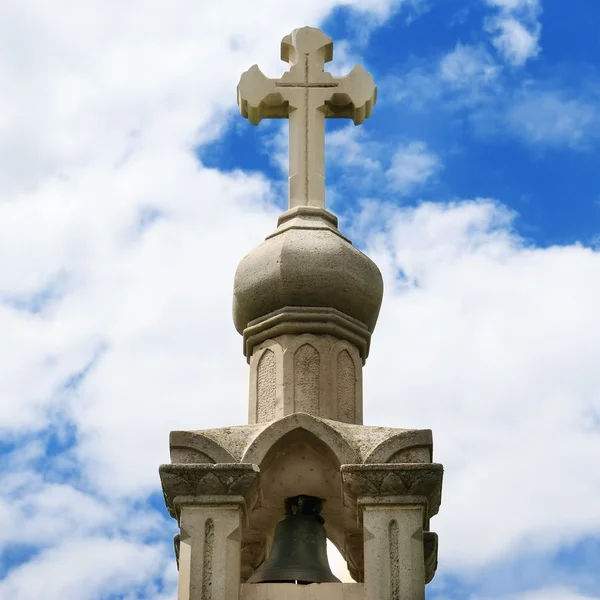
[340,0,429,25]
[505,90,598,147]
[488,16,541,65]
[386,141,442,195]
[440,43,500,88]
[363,200,600,570]
[485,0,542,65]
[476,587,600,600]
[392,58,600,149]
[0,537,171,600]
[486,0,539,12]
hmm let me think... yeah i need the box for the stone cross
[237,27,377,210]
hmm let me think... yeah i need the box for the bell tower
[160,27,443,600]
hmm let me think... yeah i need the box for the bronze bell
[248,495,341,584]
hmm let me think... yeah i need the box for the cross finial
[237,27,377,210]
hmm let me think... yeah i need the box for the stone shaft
[363,506,426,600]
[178,505,243,600]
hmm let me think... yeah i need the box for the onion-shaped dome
[233,207,383,334]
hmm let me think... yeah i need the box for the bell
[247,495,341,584]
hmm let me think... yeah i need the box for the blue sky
[1,0,600,598]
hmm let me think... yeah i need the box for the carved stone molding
[243,307,372,363]
[341,463,443,519]
[159,463,260,520]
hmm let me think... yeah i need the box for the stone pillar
[160,464,261,600]
[362,504,425,600]
[178,505,242,600]
[341,464,443,600]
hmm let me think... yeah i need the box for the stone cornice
[243,306,371,362]
[159,463,260,520]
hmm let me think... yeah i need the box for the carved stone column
[160,464,260,600]
[341,464,443,600]
[362,504,425,600]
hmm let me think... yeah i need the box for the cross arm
[237,65,289,125]
[326,65,377,125]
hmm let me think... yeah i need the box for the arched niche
[242,417,361,579]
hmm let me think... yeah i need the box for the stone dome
[233,207,383,334]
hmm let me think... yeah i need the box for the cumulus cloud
[0,537,171,600]
[488,16,541,65]
[476,587,600,600]
[362,199,600,572]
[440,43,500,88]
[505,89,598,147]
[485,0,542,65]
[386,141,442,195]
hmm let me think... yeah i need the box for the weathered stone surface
[238,27,376,210]
[233,208,383,341]
[248,333,363,424]
[178,505,243,600]
[167,418,438,585]
[341,464,443,519]
[170,414,432,466]
[363,506,425,600]
[423,531,438,584]
[244,307,371,364]
[159,463,260,519]
[240,583,364,599]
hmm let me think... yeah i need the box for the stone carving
[202,518,214,600]
[337,349,356,423]
[159,464,260,519]
[257,349,276,422]
[170,431,238,464]
[389,519,400,600]
[170,416,433,469]
[294,343,319,413]
[341,464,443,519]
[237,27,376,210]
[387,447,431,464]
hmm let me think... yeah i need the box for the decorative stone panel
[248,333,363,424]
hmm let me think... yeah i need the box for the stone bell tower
[160,26,443,600]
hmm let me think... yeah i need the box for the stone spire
[234,26,383,426]
[160,27,443,600]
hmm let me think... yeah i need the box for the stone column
[341,464,443,600]
[177,505,242,600]
[362,504,425,600]
[160,464,261,600]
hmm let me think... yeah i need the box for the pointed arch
[241,412,360,467]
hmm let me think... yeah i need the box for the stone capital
[159,463,260,521]
[341,463,443,520]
